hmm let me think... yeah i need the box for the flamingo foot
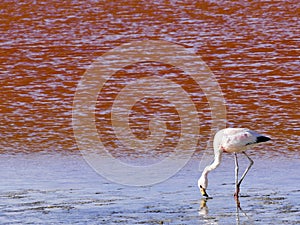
[234,186,241,208]
[235,196,241,209]
[234,185,240,198]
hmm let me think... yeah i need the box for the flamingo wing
[220,128,270,153]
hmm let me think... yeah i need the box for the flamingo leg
[234,152,254,199]
[234,153,240,198]
[237,152,254,188]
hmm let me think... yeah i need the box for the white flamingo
[198,128,271,198]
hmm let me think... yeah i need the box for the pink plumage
[199,128,271,199]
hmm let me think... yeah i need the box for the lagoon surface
[0,153,299,224]
[1,1,299,224]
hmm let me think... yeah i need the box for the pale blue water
[1,153,299,224]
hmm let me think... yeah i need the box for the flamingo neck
[201,151,222,179]
[198,149,222,190]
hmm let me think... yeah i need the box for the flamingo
[198,128,271,199]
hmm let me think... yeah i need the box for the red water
[0,1,299,155]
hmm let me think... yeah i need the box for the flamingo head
[200,185,209,198]
[198,175,209,198]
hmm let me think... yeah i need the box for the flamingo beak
[200,186,209,198]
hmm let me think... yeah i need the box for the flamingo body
[215,128,270,153]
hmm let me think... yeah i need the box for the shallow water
[1,1,299,224]
[0,153,299,224]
